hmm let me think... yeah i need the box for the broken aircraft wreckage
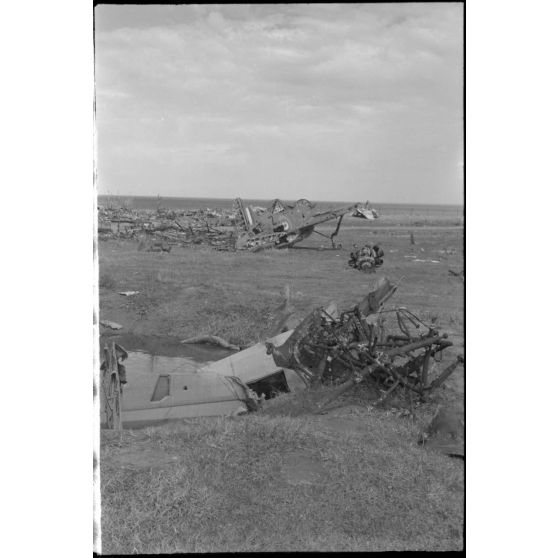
[98,198,380,252]
[100,277,463,429]
[234,198,360,251]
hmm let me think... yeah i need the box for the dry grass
[101,410,463,553]
[98,224,463,347]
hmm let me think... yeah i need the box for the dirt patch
[281,451,328,486]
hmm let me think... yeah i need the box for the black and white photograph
[94,2,464,552]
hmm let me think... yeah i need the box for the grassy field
[101,409,463,552]
[98,220,463,346]
[98,217,464,552]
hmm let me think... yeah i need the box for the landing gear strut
[313,215,345,249]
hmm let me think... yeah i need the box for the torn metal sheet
[100,355,261,428]
[198,330,307,395]
[117,371,259,427]
[197,301,340,397]
[352,203,379,220]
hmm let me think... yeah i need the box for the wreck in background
[352,201,379,220]
[234,198,361,251]
[98,198,380,252]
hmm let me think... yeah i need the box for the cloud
[95,4,463,203]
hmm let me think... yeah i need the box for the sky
[94,3,463,204]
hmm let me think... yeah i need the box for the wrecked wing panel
[121,371,251,423]
[199,331,293,384]
[124,371,248,410]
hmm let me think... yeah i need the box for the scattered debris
[348,244,384,272]
[99,198,380,252]
[118,291,140,297]
[98,205,237,250]
[100,320,123,330]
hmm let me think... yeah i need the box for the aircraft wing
[305,204,358,227]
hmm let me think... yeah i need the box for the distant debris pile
[99,197,378,252]
[97,205,237,250]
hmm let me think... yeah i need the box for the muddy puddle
[99,334,234,411]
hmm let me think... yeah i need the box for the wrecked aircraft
[352,202,379,220]
[234,198,360,251]
[100,279,462,429]
[197,301,339,397]
[265,277,464,410]
[98,199,381,252]
[198,330,305,397]
[100,341,261,429]
[119,371,260,427]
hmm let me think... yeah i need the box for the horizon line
[97,193,464,207]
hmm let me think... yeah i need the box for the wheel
[105,373,121,429]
